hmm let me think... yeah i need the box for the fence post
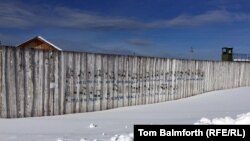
[0,47,2,117]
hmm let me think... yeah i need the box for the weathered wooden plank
[53,51,59,115]
[184,60,189,98]
[148,58,153,104]
[155,58,160,103]
[159,58,164,102]
[185,60,189,97]
[178,60,183,99]
[193,61,198,96]
[131,56,137,106]
[139,57,147,105]
[57,52,66,115]
[86,53,95,112]
[23,49,34,117]
[198,61,204,94]
[173,59,178,100]
[182,60,187,98]
[165,59,170,101]
[191,61,195,97]
[171,59,176,101]
[48,51,55,116]
[123,56,129,107]
[1,47,7,118]
[186,61,191,97]
[94,54,102,111]
[65,52,74,114]
[117,56,124,107]
[137,57,142,105]
[189,61,192,96]
[64,53,70,114]
[163,59,168,101]
[0,47,2,117]
[72,53,81,113]
[145,58,150,104]
[58,51,65,115]
[107,55,114,109]
[101,55,108,111]
[5,48,17,118]
[162,59,167,101]
[151,58,156,104]
[112,55,119,108]
[39,50,44,116]
[14,48,25,117]
[32,50,44,117]
[42,51,50,116]
[207,61,211,92]
[181,60,186,98]
[79,53,87,112]
[127,56,133,106]
[190,61,195,96]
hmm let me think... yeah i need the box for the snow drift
[195,112,250,124]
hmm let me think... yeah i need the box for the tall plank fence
[0,47,250,118]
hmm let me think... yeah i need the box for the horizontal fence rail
[0,47,250,118]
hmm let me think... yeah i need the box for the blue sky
[1,0,250,60]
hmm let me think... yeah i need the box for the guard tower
[222,47,233,61]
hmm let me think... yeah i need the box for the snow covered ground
[0,87,250,141]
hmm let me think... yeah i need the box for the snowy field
[0,87,250,141]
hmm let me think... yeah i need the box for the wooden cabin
[17,36,62,51]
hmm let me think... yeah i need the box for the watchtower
[222,47,233,61]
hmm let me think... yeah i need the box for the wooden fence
[0,47,250,118]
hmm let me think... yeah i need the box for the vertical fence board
[101,55,108,110]
[79,53,87,112]
[5,48,17,118]
[155,58,160,103]
[107,55,114,109]
[0,48,2,117]
[87,53,95,112]
[32,50,44,117]
[15,49,25,117]
[94,55,102,111]
[159,59,164,102]
[58,52,65,115]
[48,52,56,116]
[64,53,72,114]
[145,58,150,104]
[53,52,59,115]
[113,56,119,108]
[43,52,49,116]
[1,48,7,118]
[120,56,125,107]
[124,56,129,107]
[137,57,142,105]
[127,56,132,106]
[117,56,124,107]
[148,58,153,104]
[73,53,81,113]
[131,57,137,106]
[23,49,34,117]
[139,57,145,105]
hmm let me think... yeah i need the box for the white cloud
[165,10,232,27]
[1,2,250,30]
[164,10,250,27]
[0,3,35,28]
